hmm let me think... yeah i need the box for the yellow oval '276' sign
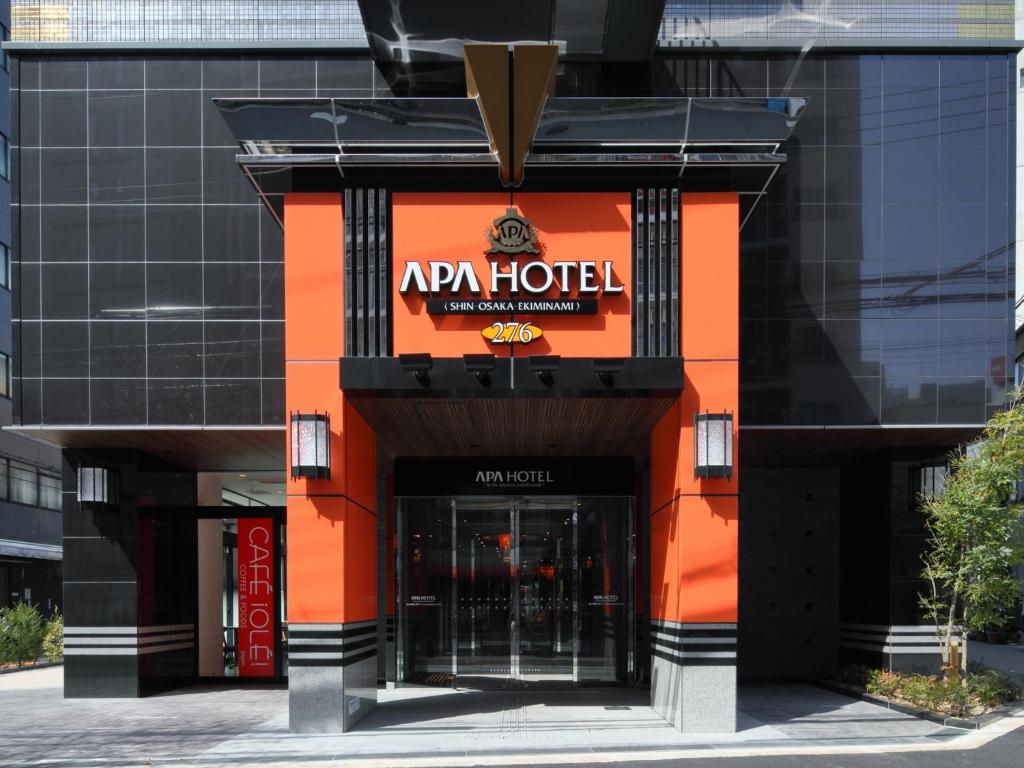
[481,321,544,345]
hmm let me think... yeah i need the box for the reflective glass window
[9,461,37,506]
[0,353,10,398]
[0,243,9,288]
[39,474,61,511]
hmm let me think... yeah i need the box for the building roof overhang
[216,94,806,224]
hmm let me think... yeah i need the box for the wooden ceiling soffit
[464,42,557,186]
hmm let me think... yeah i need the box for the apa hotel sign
[391,192,632,358]
[398,206,624,315]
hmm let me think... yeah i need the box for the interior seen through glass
[396,495,634,688]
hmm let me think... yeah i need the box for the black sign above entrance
[394,457,634,496]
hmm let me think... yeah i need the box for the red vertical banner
[237,517,276,677]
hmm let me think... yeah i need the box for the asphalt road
[546,722,1024,768]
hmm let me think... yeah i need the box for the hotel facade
[2,0,1019,734]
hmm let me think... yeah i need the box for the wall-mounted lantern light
[694,411,733,480]
[290,412,330,480]
[77,466,112,504]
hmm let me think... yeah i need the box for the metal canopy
[216,94,804,223]
[217,96,805,153]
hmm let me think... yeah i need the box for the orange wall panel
[283,193,378,627]
[391,192,632,357]
[680,193,739,361]
[679,495,738,622]
[287,496,345,623]
[343,502,378,623]
[649,192,739,624]
[284,193,344,361]
[650,400,680,513]
[649,501,678,622]
[343,400,376,512]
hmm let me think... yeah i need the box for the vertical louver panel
[344,188,391,357]
[633,188,680,357]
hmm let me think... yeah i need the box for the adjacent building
[0,0,64,615]
[1,0,1018,734]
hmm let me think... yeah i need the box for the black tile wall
[8,55,377,426]
[8,53,1014,429]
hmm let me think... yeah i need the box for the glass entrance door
[516,497,575,684]
[455,497,513,688]
[396,495,633,689]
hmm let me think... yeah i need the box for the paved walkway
[0,665,1003,767]
[969,641,1024,682]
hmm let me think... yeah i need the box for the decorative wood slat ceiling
[350,397,677,460]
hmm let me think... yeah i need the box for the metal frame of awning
[216,95,806,227]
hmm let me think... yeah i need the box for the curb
[814,679,1022,730]
[0,660,62,675]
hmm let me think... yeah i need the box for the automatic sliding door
[455,497,513,688]
[517,497,575,684]
[577,497,634,684]
[399,493,633,689]
[396,497,454,685]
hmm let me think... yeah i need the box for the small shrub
[43,610,63,664]
[0,603,45,666]
[970,670,1022,709]
[854,662,1021,717]
[897,673,936,710]
[865,668,902,698]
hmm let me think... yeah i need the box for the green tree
[0,602,45,666]
[920,388,1024,675]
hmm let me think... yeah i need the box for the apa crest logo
[486,207,540,256]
